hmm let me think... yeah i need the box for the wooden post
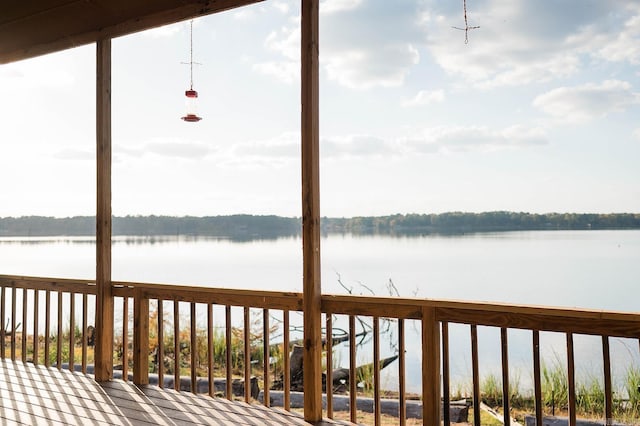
[95,37,114,382]
[301,0,322,422]
[422,307,441,426]
[133,289,149,385]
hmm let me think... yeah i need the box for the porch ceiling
[0,0,263,64]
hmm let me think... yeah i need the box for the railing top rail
[322,293,640,321]
[2,273,638,338]
[323,294,640,338]
[0,274,96,294]
[112,280,304,312]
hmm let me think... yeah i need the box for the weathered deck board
[0,359,352,425]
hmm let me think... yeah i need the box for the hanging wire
[452,0,480,44]
[188,20,194,89]
[182,20,201,89]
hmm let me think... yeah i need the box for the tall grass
[474,360,640,424]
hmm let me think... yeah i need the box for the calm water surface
[1,230,639,392]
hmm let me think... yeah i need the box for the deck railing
[2,274,640,426]
[0,276,96,373]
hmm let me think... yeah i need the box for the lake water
[1,230,639,393]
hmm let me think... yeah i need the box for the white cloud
[569,4,640,65]
[402,125,548,153]
[117,139,212,159]
[232,132,300,160]
[324,44,419,89]
[633,128,640,140]
[321,0,363,14]
[533,80,640,123]
[233,9,256,20]
[402,89,445,107]
[253,25,300,84]
[320,1,423,89]
[255,0,424,89]
[225,125,548,164]
[272,1,291,14]
[252,61,298,84]
[425,1,640,88]
[53,148,93,161]
[322,135,396,159]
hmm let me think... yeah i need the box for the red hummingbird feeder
[181,20,202,122]
[182,89,201,122]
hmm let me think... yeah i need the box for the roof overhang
[0,0,264,64]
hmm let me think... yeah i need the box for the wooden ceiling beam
[0,0,264,64]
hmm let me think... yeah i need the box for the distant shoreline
[1,212,639,239]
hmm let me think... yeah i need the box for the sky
[1,0,639,218]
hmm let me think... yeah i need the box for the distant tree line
[0,215,300,239]
[322,212,640,234]
[0,212,639,238]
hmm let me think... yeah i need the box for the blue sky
[1,0,639,218]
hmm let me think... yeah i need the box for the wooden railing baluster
[207,303,214,398]
[244,306,250,403]
[471,324,480,426]
[44,290,50,367]
[349,314,357,424]
[190,302,197,393]
[373,316,381,426]
[122,296,129,381]
[533,330,542,426]
[22,288,27,362]
[34,290,39,365]
[69,292,75,371]
[174,299,180,391]
[263,308,270,407]
[398,318,406,426]
[567,332,576,426]
[225,305,232,400]
[11,287,16,361]
[283,309,290,411]
[57,291,62,369]
[0,286,5,360]
[82,293,87,373]
[603,335,612,426]
[158,299,164,389]
[501,327,510,426]
[326,313,333,419]
[441,321,450,426]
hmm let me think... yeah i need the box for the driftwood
[331,354,399,386]
[1,319,20,338]
[275,345,399,393]
[273,333,353,351]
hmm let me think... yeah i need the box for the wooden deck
[0,359,352,425]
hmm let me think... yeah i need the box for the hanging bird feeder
[181,20,202,122]
[182,89,201,122]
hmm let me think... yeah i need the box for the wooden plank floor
[0,359,353,425]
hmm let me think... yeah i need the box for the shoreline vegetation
[1,212,639,239]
